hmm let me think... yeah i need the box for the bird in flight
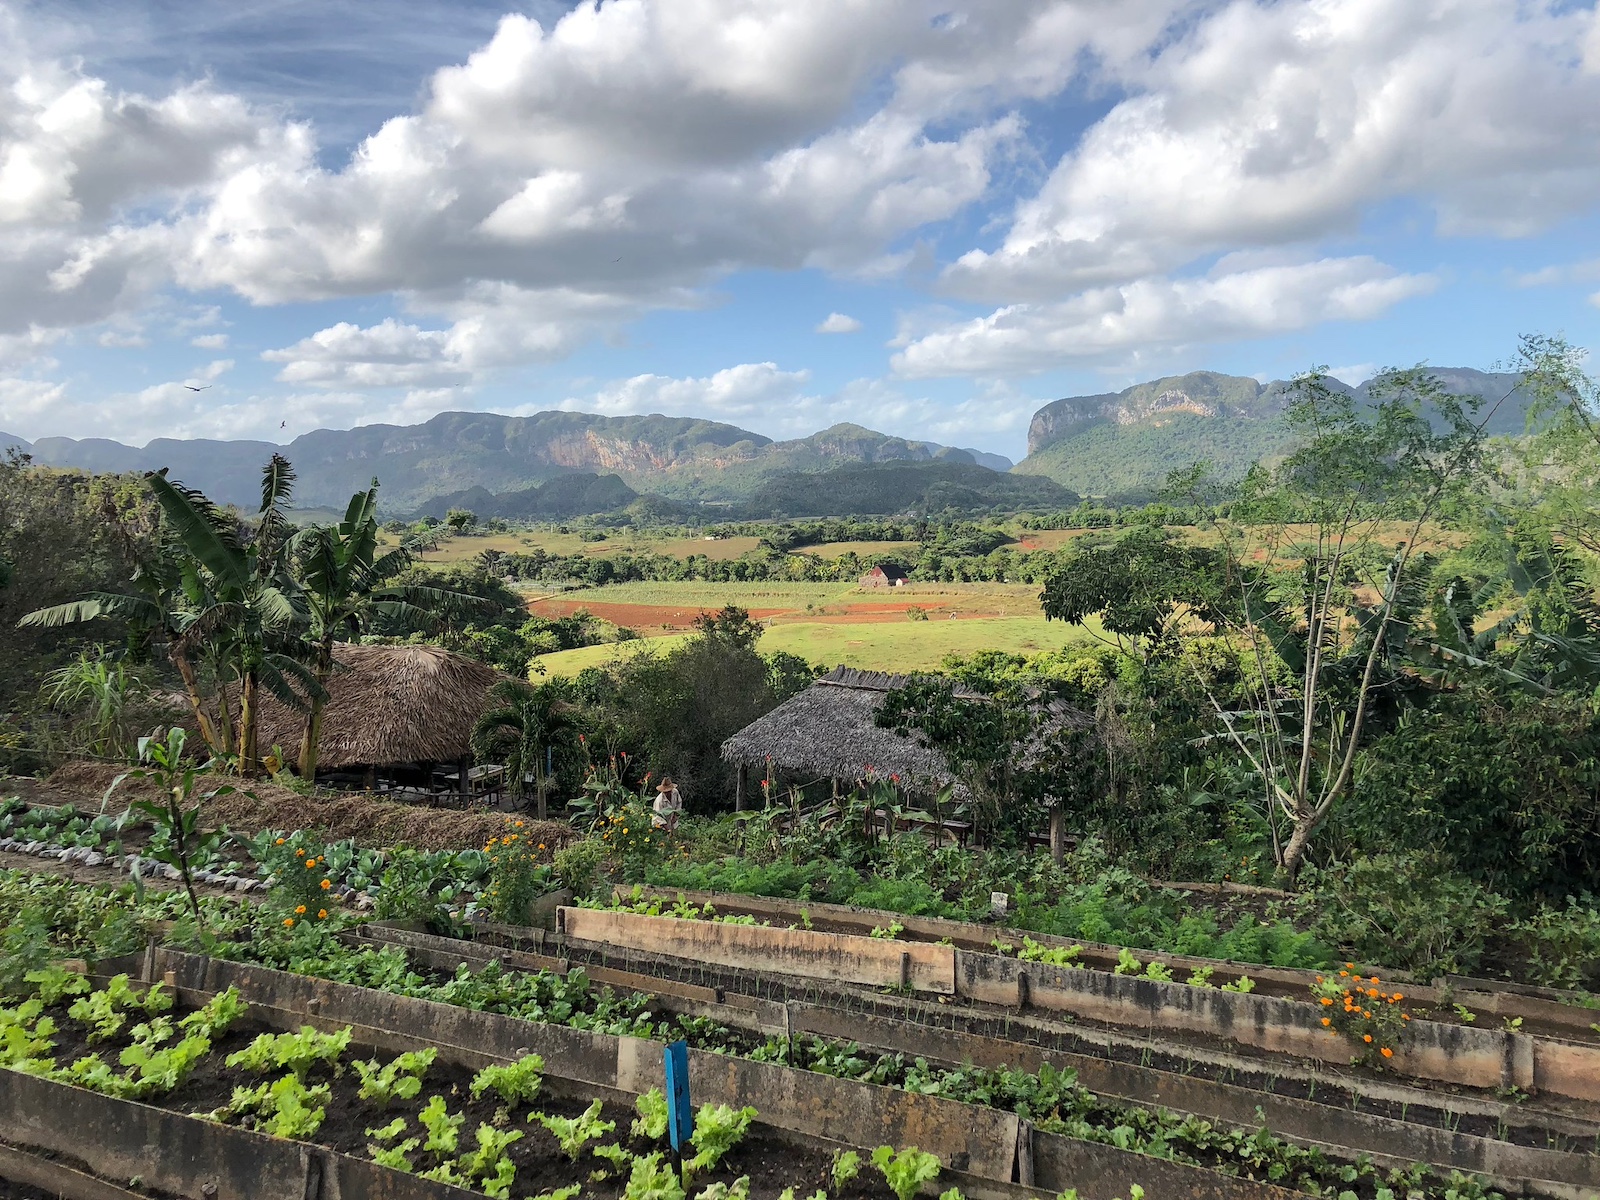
[280,421,287,429]
[183,384,211,392]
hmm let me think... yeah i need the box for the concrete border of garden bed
[614,886,1600,1042]
[0,1141,151,1200]
[569,903,1600,1103]
[127,946,1315,1200]
[357,921,1600,1200]
[0,1068,484,1200]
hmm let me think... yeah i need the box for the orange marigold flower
[296,848,306,856]
[305,860,317,869]
[1380,1047,1394,1058]
[320,879,331,889]
[283,917,295,927]
[516,820,525,828]
[1321,1017,1332,1027]
[1393,993,1404,1001]
[317,909,328,919]
[538,843,546,850]
[1320,997,1334,1006]
[1338,970,1349,977]
[1345,962,1355,968]
[295,904,307,914]
[1402,1014,1411,1021]
[1363,1034,1373,1043]
[275,838,286,845]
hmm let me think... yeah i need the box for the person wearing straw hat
[652,775,683,832]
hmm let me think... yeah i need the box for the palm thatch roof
[721,667,964,792]
[253,643,504,769]
[720,667,1096,798]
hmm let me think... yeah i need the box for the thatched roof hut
[253,643,503,769]
[720,667,981,796]
[720,666,1096,803]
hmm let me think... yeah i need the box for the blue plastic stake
[664,1039,693,1157]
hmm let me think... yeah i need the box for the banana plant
[146,456,321,775]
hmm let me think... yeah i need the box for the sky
[2,0,1599,462]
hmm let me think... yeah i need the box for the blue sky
[3,0,1599,461]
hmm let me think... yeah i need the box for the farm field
[524,580,1094,674]
[392,531,769,564]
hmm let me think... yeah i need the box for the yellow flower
[295,904,307,915]
[283,917,295,927]
[317,909,328,919]
[296,848,306,857]
[275,838,286,845]
[305,859,317,869]
[320,879,332,890]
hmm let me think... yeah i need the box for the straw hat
[655,776,676,792]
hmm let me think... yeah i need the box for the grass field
[796,540,922,558]
[393,531,768,564]
[523,577,1094,676]
[533,614,1100,676]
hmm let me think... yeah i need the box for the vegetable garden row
[4,854,1599,1200]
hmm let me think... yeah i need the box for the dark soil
[33,995,885,1200]
[0,1176,55,1199]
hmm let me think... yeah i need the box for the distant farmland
[525,579,1100,674]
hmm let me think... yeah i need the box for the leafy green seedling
[939,1190,964,1200]
[872,1146,941,1200]
[461,1123,524,1200]
[686,1104,757,1175]
[354,1048,436,1108]
[1112,949,1142,976]
[694,1181,750,1200]
[470,1052,544,1105]
[369,1139,421,1172]
[1220,976,1255,994]
[1143,961,1174,983]
[831,1149,862,1191]
[367,1117,410,1142]
[534,1098,615,1160]
[178,988,247,1038]
[226,1026,351,1080]
[531,1187,582,1200]
[622,1153,686,1200]
[419,1095,465,1156]
[632,1087,670,1141]
[259,1074,329,1139]
[24,965,90,1005]
[594,1143,635,1174]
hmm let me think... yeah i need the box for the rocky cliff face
[1028,372,1277,456]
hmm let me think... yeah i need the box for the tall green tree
[1187,367,1509,875]
[146,456,321,775]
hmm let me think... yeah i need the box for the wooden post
[1049,805,1064,865]
[458,755,471,802]
[363,764,377,792]
[735,764,746,812]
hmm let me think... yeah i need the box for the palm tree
[141,456,319,775]
[471,679,575,818]
[292,480,465,777]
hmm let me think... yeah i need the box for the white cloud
[894,257,1437,376]
[2,0,1599,434]
[557,362,1032,450]
[816,312,863,334]
[1327,363,1378,387]
[562,362,814,426]
[943,0,1600,307]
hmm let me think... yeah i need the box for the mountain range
[0,413,1010,511]
[0,365,1533,515]
[1014,367,1535,498]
